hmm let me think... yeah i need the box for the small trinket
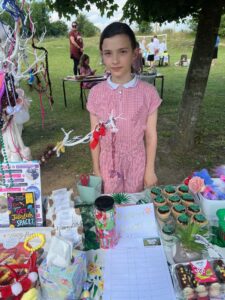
[80,282,91,299]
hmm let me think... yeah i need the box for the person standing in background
[132,42,143,74]
[69,21,83,75]
[212,35,220,66]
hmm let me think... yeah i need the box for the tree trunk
[173,1,223,151]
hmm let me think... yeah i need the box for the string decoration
[54,111,124,157]
[0,0,53,89]
[38,111,124,166]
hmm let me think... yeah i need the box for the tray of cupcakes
[150,184,209,248]
[172,259,225,300]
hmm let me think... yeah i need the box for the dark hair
[80,54,89,68]
[99,22,136,51]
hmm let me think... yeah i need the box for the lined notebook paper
[102,204,176,300]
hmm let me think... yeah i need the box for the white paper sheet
[102,204,176,300]
[115,203,159,239]
[103,246,176,300]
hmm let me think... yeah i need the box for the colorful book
[7,192,36,227]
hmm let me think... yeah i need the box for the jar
[94,195,118,249]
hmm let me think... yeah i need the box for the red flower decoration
[90,124,106,149]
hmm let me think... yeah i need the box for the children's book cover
[7,192,36,227]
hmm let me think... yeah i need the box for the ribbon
[90,124,106,149]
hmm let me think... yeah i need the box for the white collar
[107,75,138,90]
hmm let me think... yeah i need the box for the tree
[137,21,153,34]
[28,1,51,37]
[48,21,68,37]
[189,14,225,37]
[46,0,225,151]
[75,14,100,37]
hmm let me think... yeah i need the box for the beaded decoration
[0,74,15,187]
[24,233,46,252]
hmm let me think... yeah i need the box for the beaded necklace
[0,76,14,188]
[0,124,14,187]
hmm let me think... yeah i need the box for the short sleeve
[147,85,162,115]
[86,85,99,115]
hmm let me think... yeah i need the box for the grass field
[19,32,225,194]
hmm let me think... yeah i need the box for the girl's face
[85,58,89,65]
[101,34,136,84]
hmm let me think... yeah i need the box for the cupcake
[161,223,175,241]
[192,213,208,227]
[153,195,166,207]
[181,193,195,207]
[172,204,186,218]
[156,205,171,221]
[177,184,189,195]
[163,185,176,197]
[150,186,162,199]
[187,204,201,216]
[177,213,190,227]
[167,194,181,206]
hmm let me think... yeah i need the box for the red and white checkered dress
[87,76,161,193]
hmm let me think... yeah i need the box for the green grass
[19,32,225,193]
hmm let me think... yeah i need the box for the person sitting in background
[132,42,143,74]
[79,54,97,88]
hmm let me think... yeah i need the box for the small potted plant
[173,222,208,263]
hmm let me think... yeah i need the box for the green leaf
[93,284,98,298]
[112,193,130,204]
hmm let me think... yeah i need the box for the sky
[50,0,190,32]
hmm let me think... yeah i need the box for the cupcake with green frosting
[171,204,186,218]
[192,213,208,227]
[187,204,201,216]
[181,193,195,207]
[177,213,190,227]
[162,223,175,241]
[177,184,189,195]
[156,205,171,220]
[153,195,166,207]
[150,186,162,199]
[167,194,181,206]
[163,185,176,198]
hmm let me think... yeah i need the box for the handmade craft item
[94,195,118,249]
[80,174,90,186]
[77,175,102,205]
[0,241,38,300]
[24,233,46,252]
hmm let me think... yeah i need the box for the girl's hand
[93,168,101,177]
[144,171,158,188]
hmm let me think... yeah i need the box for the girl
[79,54,97,88]
[87,22,162,194]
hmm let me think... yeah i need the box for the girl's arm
[144,109,158,187]
[90,113,101,176]
[70,35,81,50]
